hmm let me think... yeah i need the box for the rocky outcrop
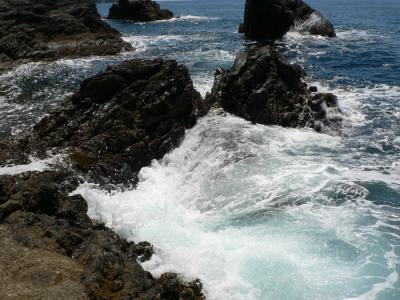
[0,57,206,299]
[0,171,204,300]
[0,59,203,184]
[108,0,173,22]
[206,45,341,132]
[242,0,336,40]
[0,0,132,73]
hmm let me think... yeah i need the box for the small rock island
[108,0,174,22]
[241,0,336,39]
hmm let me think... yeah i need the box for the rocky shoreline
[0,170,204,299]
[7,59,203,185]
[0,58,206,299]
[0,0,132,73]
[0,0,341,299]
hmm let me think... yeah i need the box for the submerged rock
[2,59,202,184]
[0,0,132,73]
[206,45,341,132]
[0,171,204,299]
[242,0,336,39]
[108,0,173,22]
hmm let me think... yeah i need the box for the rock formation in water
[108,0,173,22]
[241,0,336,39]
[0,0,132,73]
[0,170,204,299]
[0,58,205,299]
[207,45,341,132]
[1,59,203,184]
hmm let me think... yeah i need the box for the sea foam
[74,111,400,300]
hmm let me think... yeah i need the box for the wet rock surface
[0,0,132,73]
[0,58,205,298]
[0,171,205,299]
[242,0,336,40]
[1,58,203,184]
[207,45,341,132]
[108,0,173,22]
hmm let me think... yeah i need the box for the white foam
[122,34,235,58]
[130,15,220,25]
[123,34,188,53]
[73,112,400,299]
[175,15,220,22]
[285,29,330,42]
[336,29,381,42]
[0,154,63,175]
[191,73,214,97]
[287,26,380,43]
[294,12,331,36]
[308,82,400,129]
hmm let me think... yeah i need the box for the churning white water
[0,154,62,176]
[75,107,400,299]
[0,1,397,298]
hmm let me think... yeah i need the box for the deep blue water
[1,1,400,299]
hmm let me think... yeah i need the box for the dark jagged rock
[0,171,204,299]
[0,0,132,73]
[0,59,203,184]
[206,45,341,132]
[108,0,173,22]
[0,56,205,295]
[242,0,336,40]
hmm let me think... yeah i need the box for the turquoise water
[1,1,400,299]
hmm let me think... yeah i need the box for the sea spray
[75,112,400,300]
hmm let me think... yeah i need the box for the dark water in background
[1,1,400,299]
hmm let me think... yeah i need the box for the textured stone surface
[0,171,205,299]
[0,59,203,184]
[0,0,132,73]
[207,45,341,132]
[32,59,202,184]
[0,224,88,300]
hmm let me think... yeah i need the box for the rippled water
[1,0,400,299]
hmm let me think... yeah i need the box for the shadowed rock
[0,0,132,73]
[206,45,341,132]
[241,0,336,39]
[108,0,173,22]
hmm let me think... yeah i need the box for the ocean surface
[1,0,400,299]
